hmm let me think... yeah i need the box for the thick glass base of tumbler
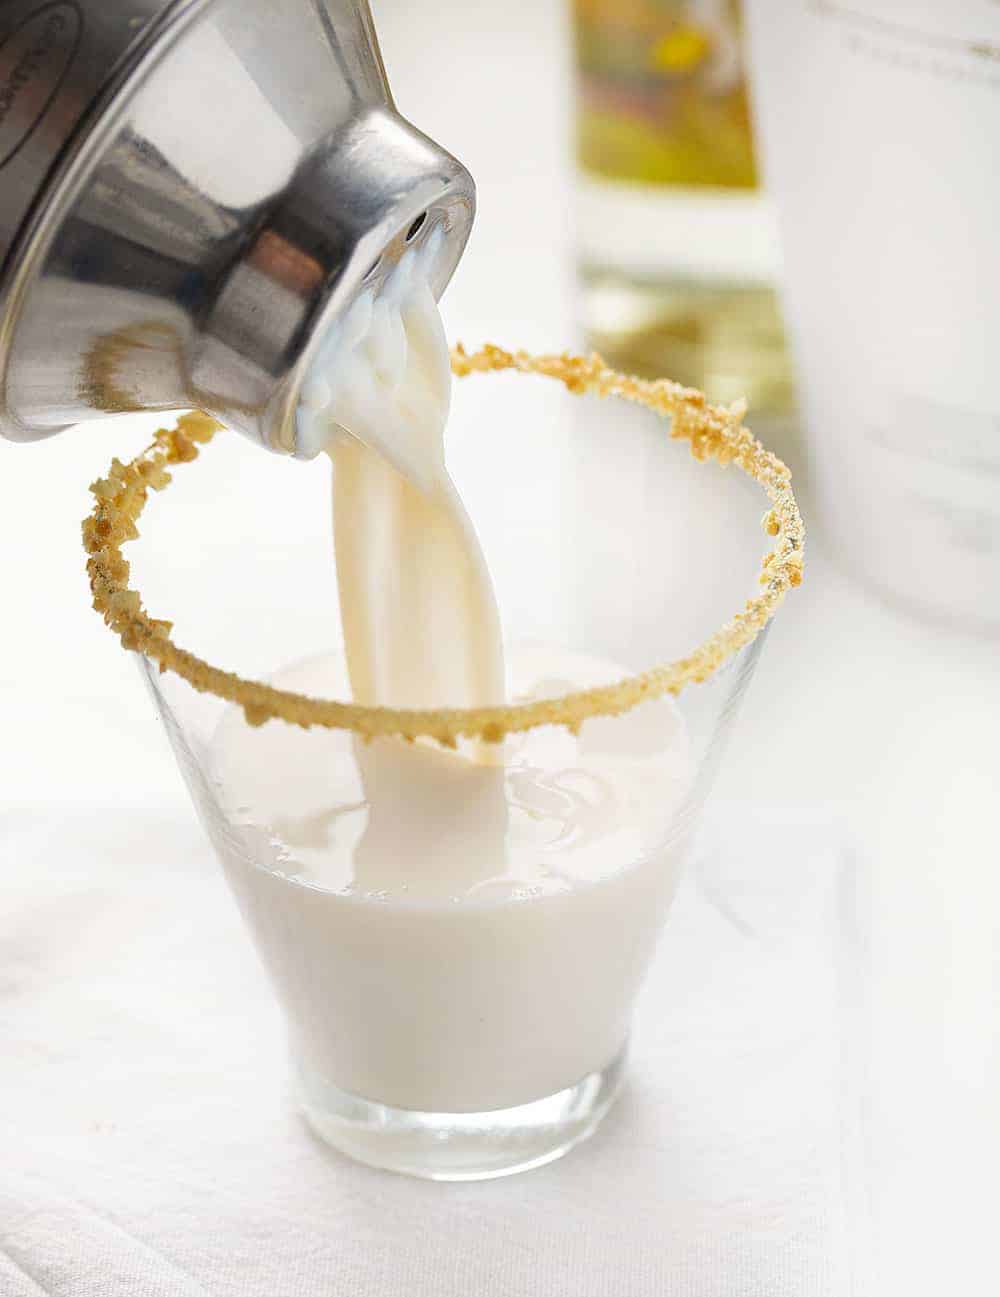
[295,1046,627,1182]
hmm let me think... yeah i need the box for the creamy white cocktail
[211,645,691,1118]
[202,230,692,1171]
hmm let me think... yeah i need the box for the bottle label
[573,0,757,189]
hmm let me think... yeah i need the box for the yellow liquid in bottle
[573,0,793,421]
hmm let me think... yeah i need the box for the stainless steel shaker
[0,0,474,454]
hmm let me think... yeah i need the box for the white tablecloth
[1,807,868,1296]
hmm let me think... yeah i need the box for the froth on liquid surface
[212,644,691,905]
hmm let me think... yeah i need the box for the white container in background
[745,0,1000,632]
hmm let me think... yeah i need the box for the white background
[2,2,998,1294]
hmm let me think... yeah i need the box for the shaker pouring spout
[0,0,474,453]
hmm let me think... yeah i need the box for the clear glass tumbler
[119,353,797,1180]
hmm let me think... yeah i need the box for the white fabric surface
[1,806,868,1296]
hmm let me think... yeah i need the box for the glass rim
[83,342,804,744]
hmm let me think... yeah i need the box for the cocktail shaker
[0,0,474,454]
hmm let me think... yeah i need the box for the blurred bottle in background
[746,0,1000,633]
[572,0,793,420]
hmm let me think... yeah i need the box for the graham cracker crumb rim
[83,343,804,742]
